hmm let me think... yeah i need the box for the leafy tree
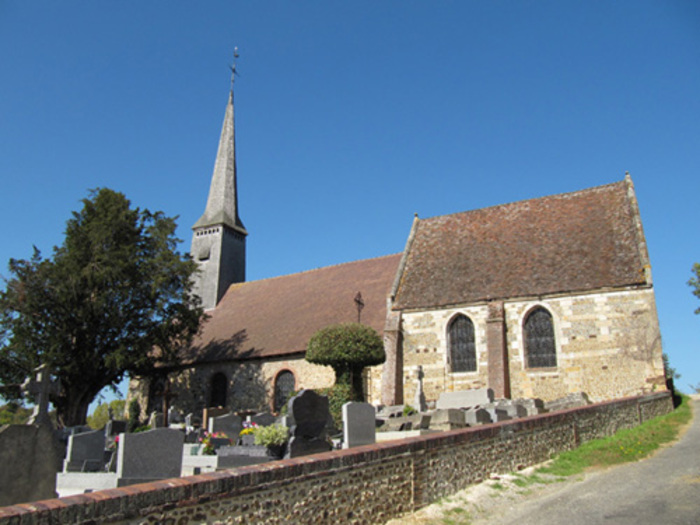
[689,263,700,314]
[87,399,126,430]
[0,402,32,425]
[662,352,680,381]
[0,189,204,427]
[306,323,385,402]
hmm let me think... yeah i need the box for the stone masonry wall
[0,392,672,525]
[401,287,665,405]
[128,356,335,419]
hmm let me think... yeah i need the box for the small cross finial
[229,47,240,90]
[354,292,365,323]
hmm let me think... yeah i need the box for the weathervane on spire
[229,47,240,91]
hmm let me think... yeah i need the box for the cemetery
[0,367,675,524]
[0,388,672,524]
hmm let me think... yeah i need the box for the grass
[402,395,692,525]
[539,394,692,477]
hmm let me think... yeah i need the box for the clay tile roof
[180,253,401,364]
[393,179,649,310]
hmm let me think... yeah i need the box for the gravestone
[464,407,493,426]
[376,405,404,419]
[342,402,376,449]
[492,400,529,418]
[429,409,466,431]
[168,407,184,424]
[64,429,106,472]
[148,411,164,428]
[512,398,546,416]
[249,412,277,427]
[105,419,127,437]
[208,412,243,439]
[21,364,60,427]
[0,424,63,506]
[413,366,427,412]
[483,406,512,422]
[286,390,333,458]
[117,428,184,484]
[545,392,590,412]
[436,388,495,410]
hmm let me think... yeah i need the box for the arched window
[209,372,228,408]
[524,307,557,368]
[273,370,296,413]
[448,314,477,372]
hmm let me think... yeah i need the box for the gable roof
[393,177,650,311]
[179,253,401,365]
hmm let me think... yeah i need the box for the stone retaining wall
[0,392,672,525]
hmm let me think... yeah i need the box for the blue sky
[1,1,698,406]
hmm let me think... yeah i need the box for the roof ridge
[232,252,402,287]
[420,178,626,222]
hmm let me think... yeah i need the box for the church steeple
[191,67,247,311]
[192,89,247,234]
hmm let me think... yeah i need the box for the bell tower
[191,62,247,310]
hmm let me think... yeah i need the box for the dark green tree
[689,263,700,314]
[0,189,204,426]
[306,323,385,402]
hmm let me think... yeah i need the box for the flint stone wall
[0,392,672,525]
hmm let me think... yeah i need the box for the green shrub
[319,383,354,428]
[128,399,141,432]
[306,323,385,401]
[253,424,289,447]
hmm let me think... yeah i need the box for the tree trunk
[54,385,99,427]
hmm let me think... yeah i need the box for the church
[128,85,666,417]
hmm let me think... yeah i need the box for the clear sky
[1,1,698,406]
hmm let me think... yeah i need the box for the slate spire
[193,88,247,234]
[190,65,247,310]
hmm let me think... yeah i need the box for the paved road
[484,397,700,525]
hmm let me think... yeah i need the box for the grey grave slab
[116,428,184,484]
[64,429,106,472]
[208,412,243,440]
[464,407,493,426]
[512,398,546,416]
[376,405,404,419]
[436,388,495,410]
[342,402,376,449]
[105,420,127,437]
[429,409,466,431]
[249,412,277,427]
[0,424,63,506]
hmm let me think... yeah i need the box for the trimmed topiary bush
[306,323,385,402]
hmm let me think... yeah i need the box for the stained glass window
[524,307,557,368]
[448,315,477,372]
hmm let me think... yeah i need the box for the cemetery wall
[0,391,672,525]
[401,287,665,405]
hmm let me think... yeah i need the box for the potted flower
[199,431,232,455]
[252,424,289,459]
[238,421,258,446]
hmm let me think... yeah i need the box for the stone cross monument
[21,365,60,426]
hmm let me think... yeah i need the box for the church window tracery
[447,314,477,372]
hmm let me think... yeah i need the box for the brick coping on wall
[0,391,672,524]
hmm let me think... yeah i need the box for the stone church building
[128,87,666,417]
